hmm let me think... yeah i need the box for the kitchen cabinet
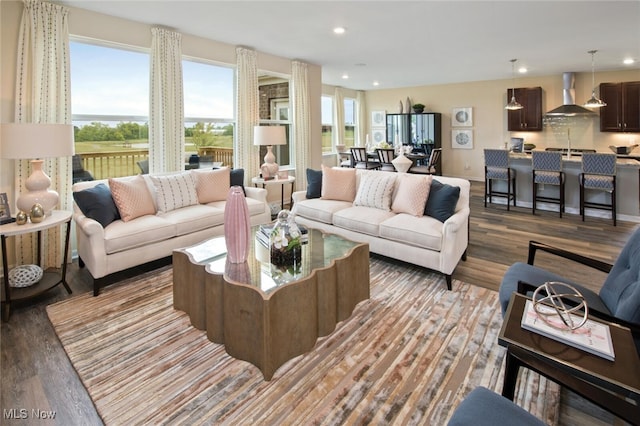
[507,87,543,131]
[386,112,442,175]
[599,81,640,132]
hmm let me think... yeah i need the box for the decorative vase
[224,259,251,284]
[269,209,302,270]
[30,203,45,223]
[405,97,412,113]
[392,152,413,173]
[224,186,251,263]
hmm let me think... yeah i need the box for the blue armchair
[499,227,640,346]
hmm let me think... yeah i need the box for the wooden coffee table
[173,227,370,380]
[499,293,640,424]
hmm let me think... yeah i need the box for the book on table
[520,299,615,361]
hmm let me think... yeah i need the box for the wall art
[372,129,386,145]
[452,129,473,149]
[371,110,386,127]
[452,107,473,127]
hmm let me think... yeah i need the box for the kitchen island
[492,152,640,221]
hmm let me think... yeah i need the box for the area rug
[47,259,560,425]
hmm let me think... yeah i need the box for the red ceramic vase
[224,186,251,263]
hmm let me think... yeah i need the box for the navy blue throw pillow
[230,168,246,195]
[306,168,322,199]
[73,183,120,228]
[424,180,460,222]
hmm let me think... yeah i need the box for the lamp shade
[253,126,286,146]
[1,123,75,159]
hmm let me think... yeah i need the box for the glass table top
[181,226,361,294]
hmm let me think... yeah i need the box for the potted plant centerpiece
[270,210,302,270]
[412,103,425,114]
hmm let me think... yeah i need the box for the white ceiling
[59,1,640,90]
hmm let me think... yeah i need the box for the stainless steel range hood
[546,72,596,116]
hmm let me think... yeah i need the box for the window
[344,98,356,148]
[70,40,150,178]
[258,75,292,167]
[321,96,333,153]
[183,59,235,166]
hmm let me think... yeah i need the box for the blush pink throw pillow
[320,165,357,202]
[109,175,156,222]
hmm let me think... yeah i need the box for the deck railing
[77,147,234,180]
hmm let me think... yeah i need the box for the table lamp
[253,125,286,179]
[0,123,75,215]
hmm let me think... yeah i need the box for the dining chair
[376,148,396,172]
[339,151,353,167]
[408,148,441,175]
[579,153,617,226]
[350,147,381,170]
[483,149,516,210]
[531,151,564,217]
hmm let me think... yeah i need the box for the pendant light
[584,50,607,108]
[505,59,523,110]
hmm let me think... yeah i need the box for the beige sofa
[291,168,470,290]
[72,168,270,295]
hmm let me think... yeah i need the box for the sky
[70,40,352,125]
[70,41,234,120]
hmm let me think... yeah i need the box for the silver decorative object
[398,100,403,113]
[30,203,44,223]
[532,282,588,330]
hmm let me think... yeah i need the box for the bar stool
[532,151,565,217]
[484,149,516,210]
[579,153,617,226]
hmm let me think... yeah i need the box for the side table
[251,176,296,211]
[498,293,640,424]
[1,210,73,321]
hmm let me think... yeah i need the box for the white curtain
[149,27,184,174]
[334,87,345,149]
[356,90,367,148]
[291,60,310,190]
[235,47,259,181]
[14,0,71,268]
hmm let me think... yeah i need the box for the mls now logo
[4,409,28,419]
[4,409,56,419]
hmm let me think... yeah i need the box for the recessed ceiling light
[373,81,380,86]
[623,58,635,65]
[333,27,346,35]
[342,73,349,79]
[518,67,527,73]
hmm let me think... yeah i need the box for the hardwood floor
[1,181,637,425]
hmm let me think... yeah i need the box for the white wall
[365,69,640,181]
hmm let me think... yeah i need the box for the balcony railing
[76,147,234,181]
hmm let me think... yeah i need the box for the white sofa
[291,168,470,290]
[72,168,270,295]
